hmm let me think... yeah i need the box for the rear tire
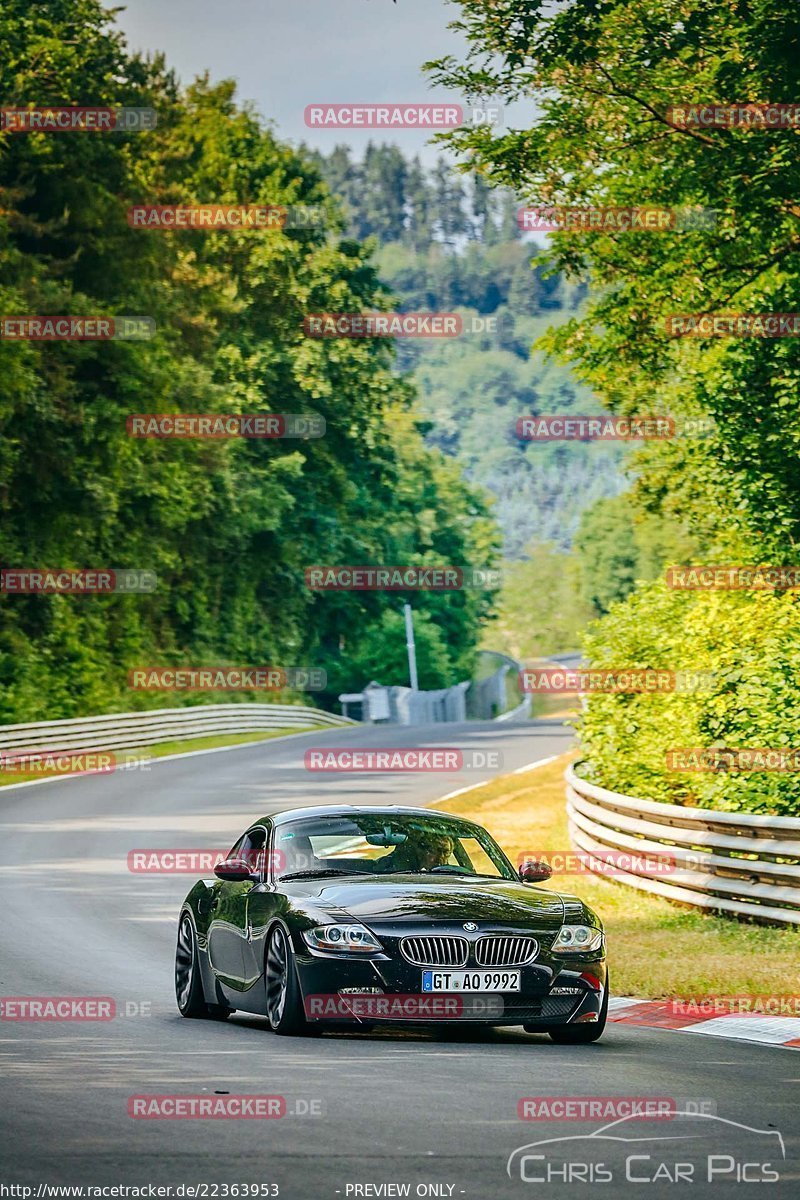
[547,980,609,1044]
[176,915,235,1020]
[265,925,308,1035]
[175,915,207,1018]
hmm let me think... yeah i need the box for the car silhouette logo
[463,922,478,931]
[507,1111,786,1181]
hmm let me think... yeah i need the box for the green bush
[576,580,800,815]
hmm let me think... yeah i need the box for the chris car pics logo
[507,1112,784,1185]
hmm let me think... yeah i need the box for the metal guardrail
[342,657,523,725]
[467,652,519,721]
[566,763,800,926]
[0,704,356,756]
[494,694,531,722]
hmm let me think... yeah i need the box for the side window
[227,833,248,860]
[226,828,267,875]
[241,827,267,876]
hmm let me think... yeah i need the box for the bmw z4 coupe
[175,805,608,1041]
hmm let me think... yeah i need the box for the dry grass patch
[434,753,800,999]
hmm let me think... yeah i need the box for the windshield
[273,813,515,882]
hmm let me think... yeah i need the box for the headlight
[302,924,383,953]
[551,924,604,953]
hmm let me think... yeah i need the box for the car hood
[284,874,569,928]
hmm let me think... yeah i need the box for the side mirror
[519,860,553,884]
[214,857,257,882]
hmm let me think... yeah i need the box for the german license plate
[421,969,521,993]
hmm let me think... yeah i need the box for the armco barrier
[565,763,800,926]
[0,704,356,757]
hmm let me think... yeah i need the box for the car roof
[255,804,484,830]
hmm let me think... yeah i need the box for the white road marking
[436,780,490,803]
[511,755,559,774]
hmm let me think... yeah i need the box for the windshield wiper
[427,866,477,876]
[376,867,509,880]
[279,869,353,881]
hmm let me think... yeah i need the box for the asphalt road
[0,717,797,1199]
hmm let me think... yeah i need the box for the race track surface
[1,718,797,1199]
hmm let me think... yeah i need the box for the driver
[376,831,453,874]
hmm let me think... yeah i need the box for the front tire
[265,925,307,1035]
[546,980,609,1044]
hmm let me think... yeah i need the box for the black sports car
[175,804,608,1040]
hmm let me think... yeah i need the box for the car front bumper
[294,946,606,1026]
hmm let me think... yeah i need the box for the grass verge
[0,726,323,787]
[434,752,800,999]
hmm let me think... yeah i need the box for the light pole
[403,603,419,691]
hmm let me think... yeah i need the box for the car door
[207,828,266,993]
[240,825,284,992]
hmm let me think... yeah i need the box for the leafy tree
[0,0,496,720]
[484,543,592,659]
[334,607,457,693]
[311,144,631,561]
[432,158,468,246]
[426,0,800,553]
[573,493,701,615]
[469,174,494,242]
[362,142,409,242]
[425,0,800,809]
[406,157,435,253]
